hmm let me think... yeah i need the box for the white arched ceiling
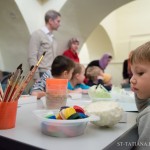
[80,25,113,63]
[57,0,133,55]
[0,0,133,72]
[0,0,30,73]
[101,0,150,62]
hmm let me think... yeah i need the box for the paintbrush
[3,73,14,101]
[99,84,109,93]
[13,52,46,100]
[11,66,33,101]
[95,83,100,89]
[11,76,24,100]
[0,83,4,101]
[3,64,22,101]
[7,69,23,101]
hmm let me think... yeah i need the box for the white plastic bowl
[33,109,99,137]
[85,101,124,127]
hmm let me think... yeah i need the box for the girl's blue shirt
[68,81,90,90]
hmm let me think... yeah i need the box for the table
[0,96,138,150]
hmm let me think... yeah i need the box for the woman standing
[63,38,80,63]
[85,53,112,72]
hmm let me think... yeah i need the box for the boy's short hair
[51,56,75,77]
[130,41,150,64]
[86,66,102,80]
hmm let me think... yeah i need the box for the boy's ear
[63,70,68,77]
[48,18,53,24]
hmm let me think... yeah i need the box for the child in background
[130,41,150,150]
[30,55,75,99]
[85,53,112,73]
[84,53,112,84]
[121,51,133,88]
[68,63,90,93]
[86,66,112,91]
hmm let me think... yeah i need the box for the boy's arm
[30,70,52,99]
[31,90,46,99]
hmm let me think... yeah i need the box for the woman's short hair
[68,38,79,48]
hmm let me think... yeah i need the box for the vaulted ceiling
[0,0,133,72]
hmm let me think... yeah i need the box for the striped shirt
[30,70,52,93]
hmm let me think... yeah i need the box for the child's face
[76,66,85,83]
[130,62,150,99]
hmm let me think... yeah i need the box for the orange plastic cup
[0,100,18,129]
[46,79,68,109]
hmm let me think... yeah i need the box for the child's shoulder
[137,105,150,124]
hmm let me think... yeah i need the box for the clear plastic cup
[46,79,68,109]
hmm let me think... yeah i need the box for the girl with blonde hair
[68,63,90,93]
[86,66,112,91]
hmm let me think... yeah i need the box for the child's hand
[31,91,46,99]
[97,75,104,80]
[74,88,83,93]
[104,82,112,87]
[75,88,88,94]
[68,88,88,94]
[68,88,83,93]
[82,89,88,94]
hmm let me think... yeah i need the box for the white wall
[80,0,150,86]
[105,0,150,86]
[0,49,4,69]
[15,0,43,33]
[102,0,150,61]
[0,0,30,73]
[79,25,113,64]
[42,0,67,12]
[15,0,67,33]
